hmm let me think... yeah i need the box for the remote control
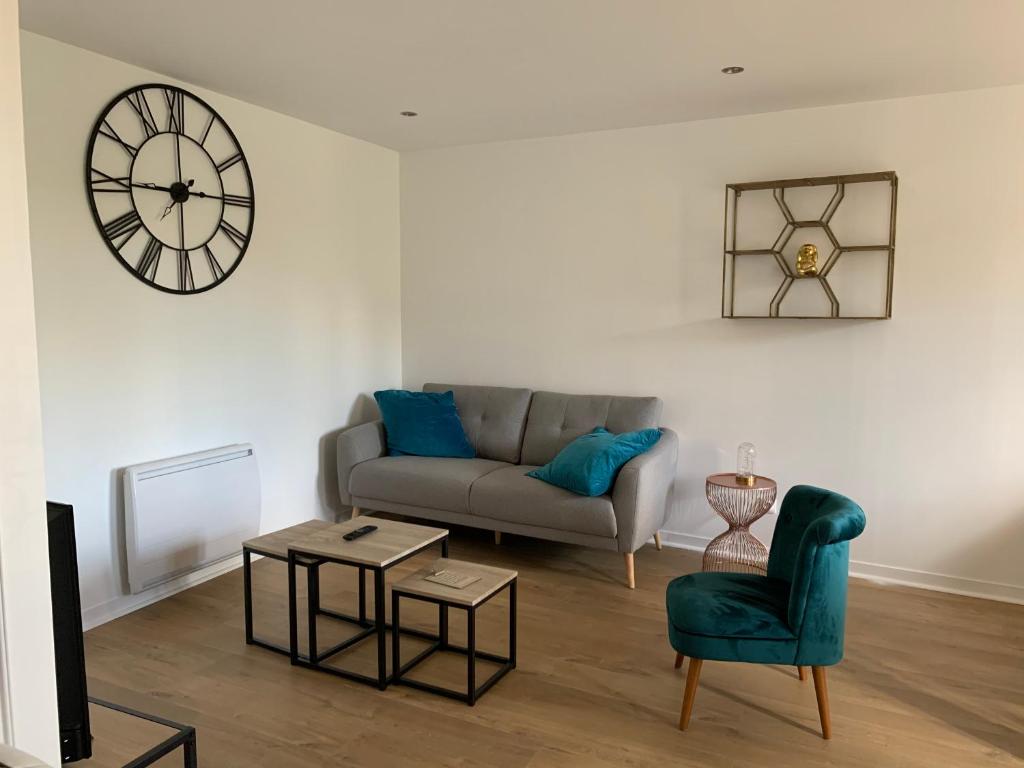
[343,525,377,542]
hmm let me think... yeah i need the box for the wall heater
[123,443,261,594]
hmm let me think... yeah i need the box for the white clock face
[87,84,254,294]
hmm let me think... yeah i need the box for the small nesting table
[243,518,343,660]
[703,473,777,574]
[391,558,517,705]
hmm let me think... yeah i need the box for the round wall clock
[85,83,255,294]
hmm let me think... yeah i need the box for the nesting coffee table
[244,517,517,702]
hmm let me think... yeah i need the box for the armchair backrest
[767,485,866,665]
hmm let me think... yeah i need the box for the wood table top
[243,518,333,558]
[392,558,517,607]
[288,516,448,567]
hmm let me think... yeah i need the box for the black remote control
[343,525,378,541]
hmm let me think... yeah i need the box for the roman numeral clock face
[86,84,254,294]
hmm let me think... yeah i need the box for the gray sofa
[336,384,678,587]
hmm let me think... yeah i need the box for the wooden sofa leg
[679,658,703,731]
[351,506,361,519]
[494,531,502,545]
[811,666,832,739]
[798,666,808,681]
[654,532,663,551]
[623,553,635,589]
[673,652,684,669]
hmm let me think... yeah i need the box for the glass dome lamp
[736,442,756,486]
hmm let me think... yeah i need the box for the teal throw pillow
[374,389,475,458]
[527,426,661,496]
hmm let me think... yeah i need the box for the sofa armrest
[336,420,386,505]
[612,428,679,553]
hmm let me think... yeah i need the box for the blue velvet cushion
[527,426,662,496]
[373,390,475,458]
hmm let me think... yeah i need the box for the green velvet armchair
[665,484,866,739]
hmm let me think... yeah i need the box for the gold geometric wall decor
[722,171,898,319]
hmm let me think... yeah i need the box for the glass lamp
[736,442,756,486]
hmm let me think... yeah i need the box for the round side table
[703,473,777,574]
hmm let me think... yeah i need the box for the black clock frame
[85,83,255,295]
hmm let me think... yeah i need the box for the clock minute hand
[132,182,174,192]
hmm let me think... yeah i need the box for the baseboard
[82,553,245,631]
[656,530,1024,606]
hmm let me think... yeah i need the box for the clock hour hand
[159,200,178,221]
[156,179,195,220]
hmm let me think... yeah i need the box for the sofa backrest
[423,383,532,464]
[520,391,663,466]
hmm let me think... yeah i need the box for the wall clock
[85,83,254,294]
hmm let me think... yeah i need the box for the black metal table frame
[89,697,197,768]
[391,577,516,705]
[243,545,369,663]
[286,534,450,690]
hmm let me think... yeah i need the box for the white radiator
[123,444,261,594]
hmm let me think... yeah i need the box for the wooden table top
[392,558,517,607]
[243,518,333,558]
[288,516,448,568]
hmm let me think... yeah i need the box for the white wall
[0,7,60,764]
[401,86,1024,602]
[21,33,402,626]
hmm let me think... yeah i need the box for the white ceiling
[19,0,1024,151]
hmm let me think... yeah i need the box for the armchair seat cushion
[667,572,795,640]
[469,465,617,537]
[350,456,508,514]
[666,572,798,664]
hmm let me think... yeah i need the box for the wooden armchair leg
[673,652,684,669]
[798,666,808,681]
[678,658,703,731]
[811,666,832,740]
[654,532,663,550]
[351,506,361,519]
[623,553,635,589]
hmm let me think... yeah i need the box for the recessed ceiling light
[400,110,418,117]
[721,66,745,75]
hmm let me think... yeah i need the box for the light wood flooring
[80,522,1023,767]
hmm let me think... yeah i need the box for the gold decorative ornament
[796,243,819,277]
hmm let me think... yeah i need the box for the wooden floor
[81,523,1024,768]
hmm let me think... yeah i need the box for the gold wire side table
[703,473,777,574]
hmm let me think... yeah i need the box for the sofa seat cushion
[469,465,617,538]
[666,572,795,641]
[350,457,509,514]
